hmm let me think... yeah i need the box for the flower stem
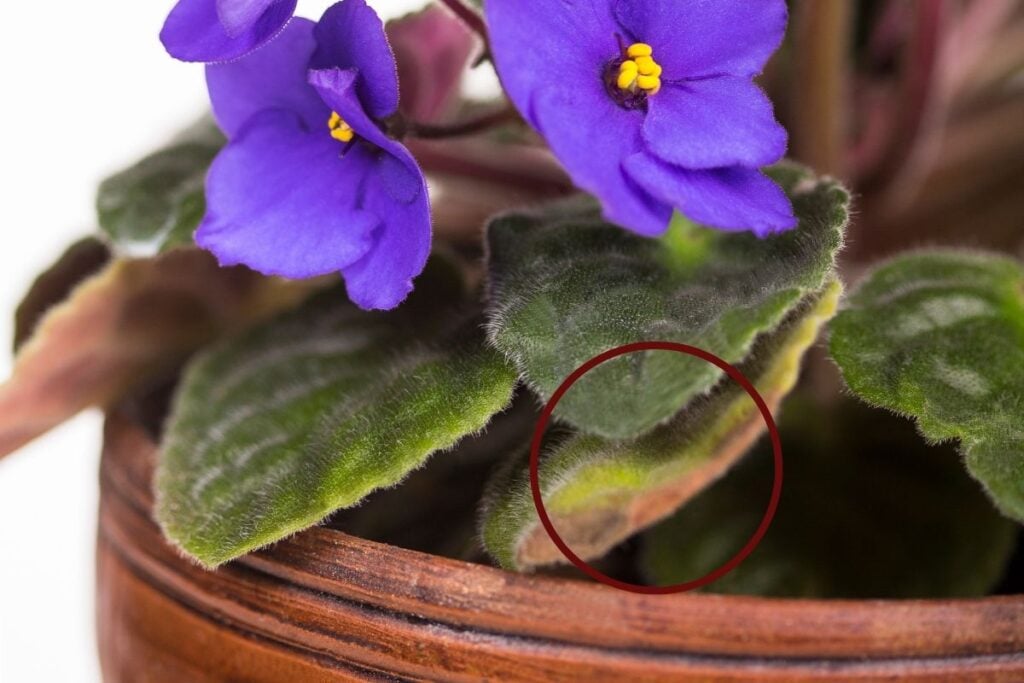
[791,0,854,178]
[403,106,520,140]
[408,139,572,194]
[438,0,489,44]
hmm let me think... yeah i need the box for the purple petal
[341,146,432,310]
[625,154,797,236]
[196,109,378,278]
[311,0,399,120]
[485,0,671,235]
[216,0,280,37]
[161,0,296,63]
[613,0,788,77]
[485,0,620,131]
[307,67,432,309]
[644,77,787,169]
[308,68,412,171]
[206,19,327,138]
[532,86,672,236]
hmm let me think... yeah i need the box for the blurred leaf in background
[96,119,225,257]
[0,248,312,458]
[641,396,1018,598]
[779,0,1024,259]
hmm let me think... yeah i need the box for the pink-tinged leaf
[14,237,111,351]
[387,6,476,123]
[0,248,318,458]
[849,0,951,185]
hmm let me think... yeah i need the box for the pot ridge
[97,411,1024,682]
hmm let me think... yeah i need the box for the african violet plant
[1,0,1022,598]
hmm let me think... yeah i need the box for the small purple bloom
[196,0,431,310]
[486,0,797,237]
[161,0,297,63]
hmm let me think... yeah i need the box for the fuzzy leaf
[0,249,312,458]
[829,250,1024,522]
[485,163,848,439]
[481,281,841,571]
[641,398,1018,598]
[156,262,518,567]
[96,119,224,256]
[330,397,539,561]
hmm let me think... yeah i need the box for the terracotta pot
[97,412,1024,682]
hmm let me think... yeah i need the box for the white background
[0,2,439,681]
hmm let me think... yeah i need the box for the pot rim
[101,411,1024,664]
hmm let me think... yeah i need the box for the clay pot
[97,412,1024,682]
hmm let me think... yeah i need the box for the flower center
[328,112,355,143]
[617,43,662,96]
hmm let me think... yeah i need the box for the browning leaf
[482,281,841,570]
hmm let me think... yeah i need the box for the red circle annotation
[528,341,783,595]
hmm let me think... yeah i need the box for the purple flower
[161,0,298,63]
[485,0,797,237]
[196,0,431,310]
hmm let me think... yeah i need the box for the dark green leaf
[157,261,518,567]
[485,163,849,439]
[97,119,224,256]
[829,250,1024,523]
[481,281,841,571]
[642,398,1018,598]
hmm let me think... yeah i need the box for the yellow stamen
[328,111,354,143]
[616,44,664,97]
[636,74,661,92]
[626,43,653,58]
[634,56,662,77]
[617,69,638,90]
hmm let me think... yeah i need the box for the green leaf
[485,163,848,439]
[156,261,518,567]
[330,397,539,561]
[481,280,841,571]
[97,118,224,256]
[641,397,1018,598]
[829,250,1024,523]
